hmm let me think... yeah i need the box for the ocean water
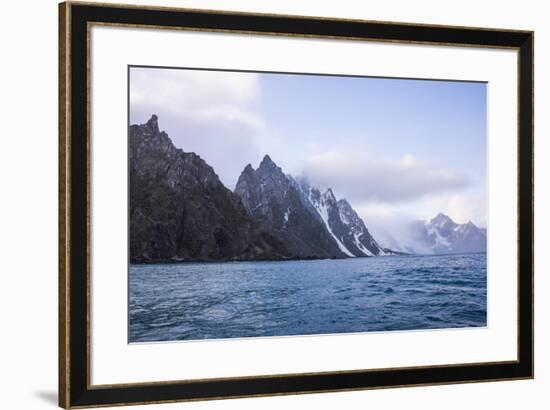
[129,253,486,342]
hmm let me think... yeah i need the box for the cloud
[356,192,486,253]
[423,193,487,227]
[129,67,277,187]
[356,206,433,254]
[130,67,260,111]
[302,150,469,204]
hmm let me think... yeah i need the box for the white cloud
[302,149,485,249]
[424,193,487,227]
[356,192,486,253]
[130,68,260,110]
[302,149,470,204]
[129,67,277,187]
[356,206,433,253]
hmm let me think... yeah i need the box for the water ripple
[129,253,487,342]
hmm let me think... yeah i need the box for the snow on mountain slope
[235,156,395,259]
[295,178,388,257]
[302,185,355,257]
[336,199,389,256]
[234,156,349,259]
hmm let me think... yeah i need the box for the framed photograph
[59,1,534,408]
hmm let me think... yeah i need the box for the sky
[129,66,487,232]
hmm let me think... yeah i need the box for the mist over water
[129,253,486,342]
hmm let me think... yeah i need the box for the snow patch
[310,192,355,257]
[426,225,450,249]
[353,233,374,256]
[338,207,350,225]
[283,208,290,226]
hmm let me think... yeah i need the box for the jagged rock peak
[337,198,351,207]
[430,212,452,222]
[324,188,337,202]
[259,154,277,169]
[236,164,258,190]
[145,114,160,133]
[129,120,290,263]
[427,212,457,229]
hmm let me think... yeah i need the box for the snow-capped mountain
[410,213,487,254]
[234,155,348,259]
[234,155,389,259]
[294,178,388,256]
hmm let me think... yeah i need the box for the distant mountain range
[129,115,486,263]
[376,213,487,255]
[414,213,487,254]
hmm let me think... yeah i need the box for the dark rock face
[234,156,347,259]
[411,212,487,254]
[129,116,289,263]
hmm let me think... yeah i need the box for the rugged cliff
[129,115,289,263]
[129,115,399,263]
[234,155,347,259]
[235,157,389,258]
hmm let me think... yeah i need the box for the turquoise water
[129,253,486,342]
